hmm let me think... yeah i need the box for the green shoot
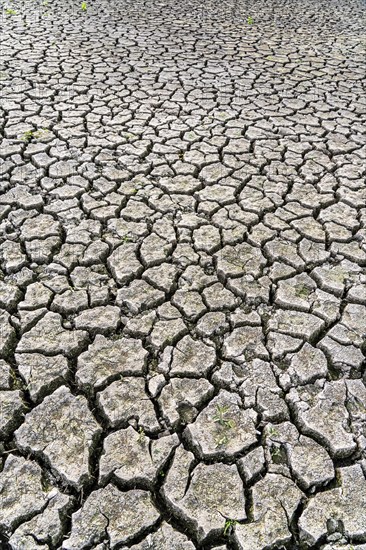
[223,518,238,536]
[212,405,236,429]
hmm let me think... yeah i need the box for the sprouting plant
[123,132,135,141]
[81,1,87,10]
[214,433,229,447]
[295,284,311,298]
[270,446,282,458]
[212,405,236,429]
[21,130,34,142]
[42,0,49,5]
[267,426,279,438]
[41,475,53,492]
[5,8,17,14]
[247,16,254,25]
[137,426,145,444]
[223,518,238,536]
[121,234,132,244]
[21,128,49,142]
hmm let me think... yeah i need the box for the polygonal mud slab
[9,492,72,549]
[76,335,148,391]
[15,352,69,402]
[287,380,357,458]
[97,377,160,431]
[16,312,89,356]
[127,522,195,550]
[299,464,366,544]
[158,377,214,428]
[0,389,25,437]
[99,426,179,486]
[0,454,67,535]
[235,473,304,549]
[15,386,101,488]
[263,422,335,489]
[162,446,246,541]
[63,485,159,549]
[184,390,257,458]
[168,335,217,376]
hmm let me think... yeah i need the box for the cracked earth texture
[0,0,365,548]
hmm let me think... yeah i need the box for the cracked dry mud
[0,0,365,548]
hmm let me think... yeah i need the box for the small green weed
[223,518,238,536]
[5,8,17,14]
[212,405,236,429]
[270,445,286,464]
[267,426,279,437]
[137,426,145,444]
[21,130,34,142]
[214,433,229,447]
[123,132,135,141]
[21,128,49,142]
[295,284,311,298]
[81,1,87,10]
[247,16,253,24]
[213,404,236,448]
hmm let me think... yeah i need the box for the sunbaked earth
[0,0,365,548]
